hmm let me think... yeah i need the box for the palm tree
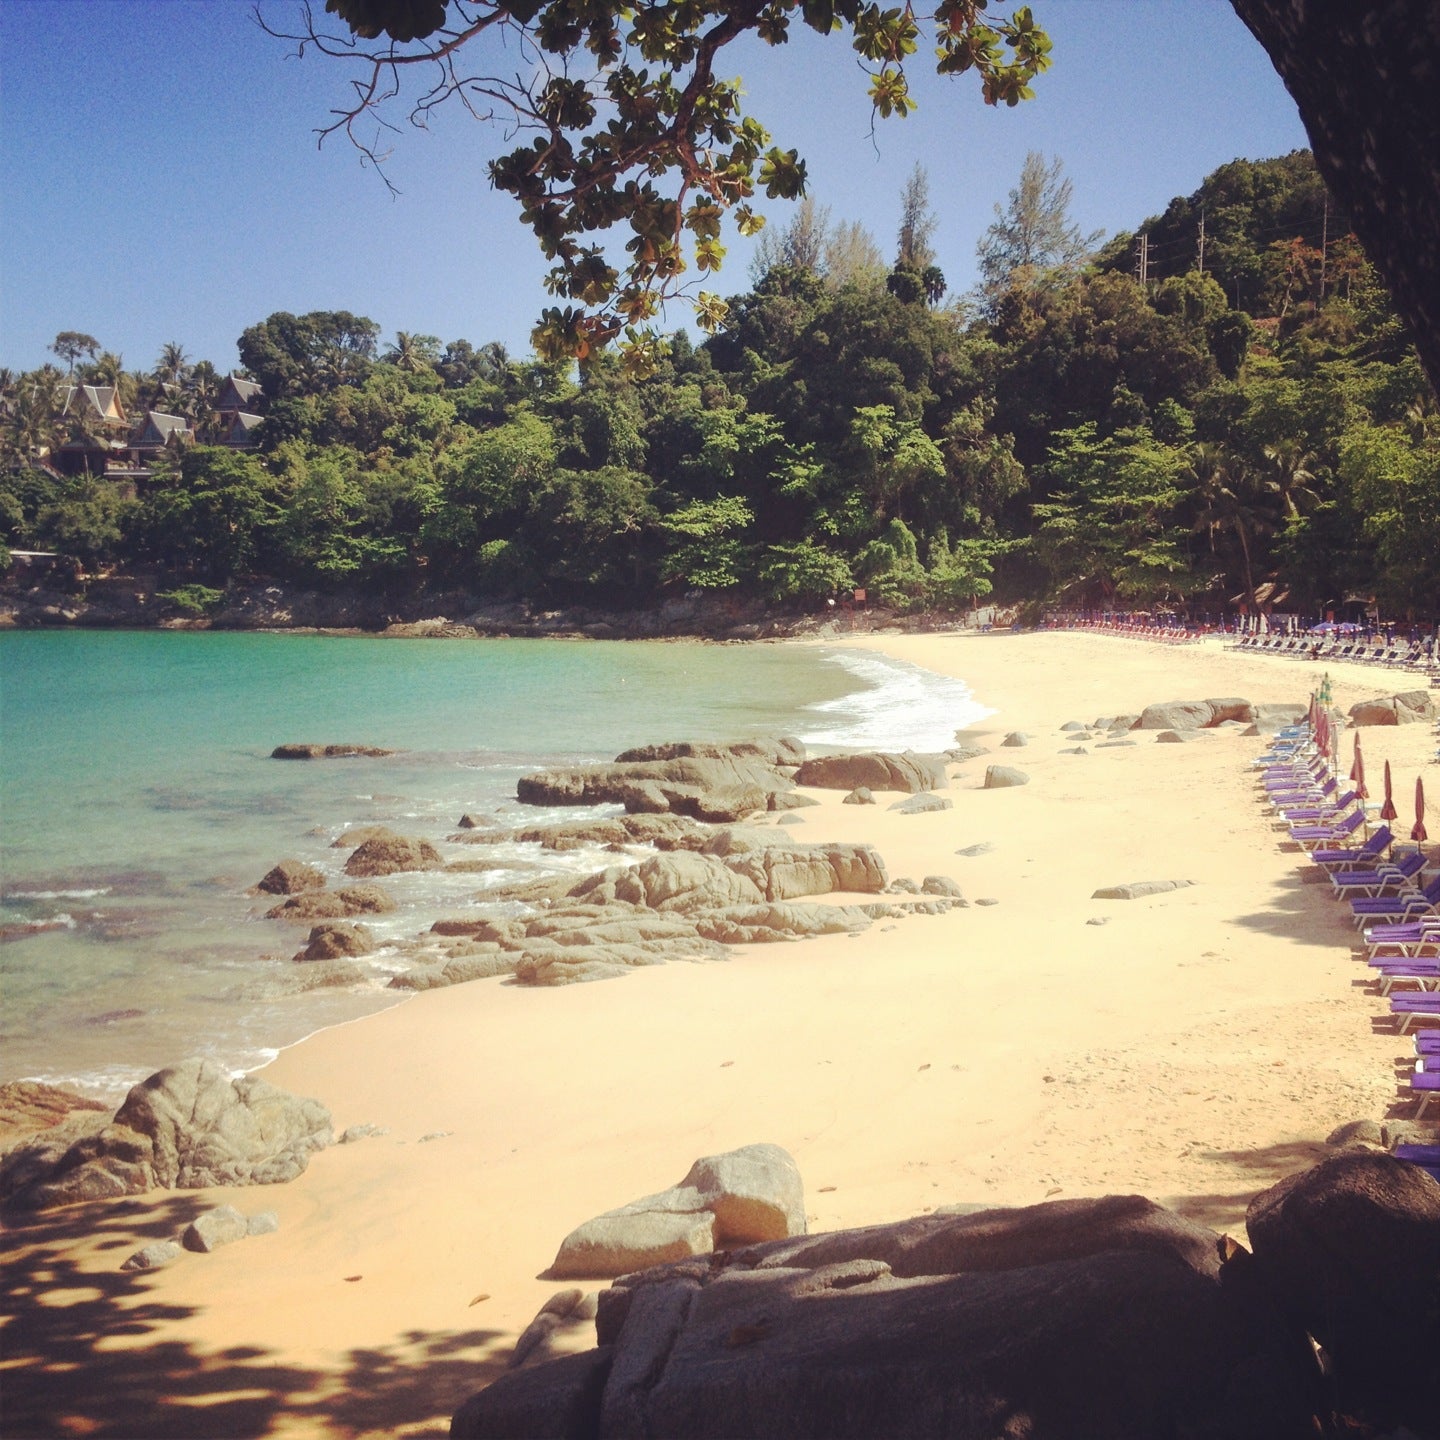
[1261,439,1321,520]
[1187,442,1274,612]
[383,331,439,373]
[154,342,191,391]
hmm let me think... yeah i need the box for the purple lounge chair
[1408,1063,1438,1120]
[1331,851,1426,896]
[1312,826,1392,872]
[1371,960,1440,995]
[1393,1142,1440,1181]
[1391,993,1440,1032]
[1292,809,1365,849]
[1351,873,1440,928]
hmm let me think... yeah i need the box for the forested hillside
[3,151,1436,620]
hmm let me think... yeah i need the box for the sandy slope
[3,631,1435,1438]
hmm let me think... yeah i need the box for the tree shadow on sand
[1228,868,1359,951]
[1,1195,511,1438]
[1164,1138,1330,1234]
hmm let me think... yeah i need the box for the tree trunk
[1230,0,1440,392]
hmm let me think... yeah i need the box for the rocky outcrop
[456,1191,1319,1440]
[548,1144,806,1279]
[518,753,795,821]
[1246,1150,1440,1427]
[342,828,443,878]
[1347,690,1437,726]
[264,885,396,922]
[1132,699,1308,731]
[0,1058,332,1211]
[253,859,327,895]
[793,753,948,794]
[270,743,396,760]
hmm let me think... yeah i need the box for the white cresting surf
[0,629,984,1098]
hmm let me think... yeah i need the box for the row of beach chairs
[1230,632,1440,678]
[1255,727,1439,1181]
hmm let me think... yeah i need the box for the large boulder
[614,738,805,767]
[1133,700,1219,730]
[982,765,1029,789]
[1245,1150,1440,1426]
[459,1193,1318,1439]
[1348,690,1437,726]
[253,859,326,896]
[793,752,948,794]
[549,1144,806,1280]
[343,828,444,878]
[0,1059,332,1210]
[518,755,793,818]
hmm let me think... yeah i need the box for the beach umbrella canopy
[1350,735,1368,800]
[1380,760,1399,822]
[1414,776,1427,844]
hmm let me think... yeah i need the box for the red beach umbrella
[1350,735,1368,800]
[1414,777,1427,845]
[1380,760,1398,822]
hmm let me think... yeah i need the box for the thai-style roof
[130,411,194,448]
[58,383,128,426]
[222,411,264,447]
[215,375,264,412]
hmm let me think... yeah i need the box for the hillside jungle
[2,151,1437,625]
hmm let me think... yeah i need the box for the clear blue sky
[0,0,1310,377]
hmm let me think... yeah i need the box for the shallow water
[0,630,987,1097]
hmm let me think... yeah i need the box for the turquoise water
[0,630,985,1097]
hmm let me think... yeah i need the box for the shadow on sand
[1,1194,509,1438]
[1165,1137,1330,1234]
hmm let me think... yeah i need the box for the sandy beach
[4,629,1436,1438]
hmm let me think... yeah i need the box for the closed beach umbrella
[1380,760,1398,822]
[1414,777,1427,845]
[1350,735,1368,800]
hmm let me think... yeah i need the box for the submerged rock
[343,829,444,878]
[253,859,326,895]
[270,743,396,760]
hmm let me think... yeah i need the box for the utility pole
[1135,232,1149,286]
[1196,209,1206,276]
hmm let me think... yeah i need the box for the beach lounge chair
[1413,1029,1440,1054]
[1407,1060,1439,1120]
[1291,809,1365,849]
[1311,826,1392,872]
[1362,920,1440,958]
[1351,872,1440,928]
[1331,851,1426,897]
[1279,790,1360,823]
[1370,959,1440,995]
[1393,1143,1440,1181]
[1390,994,1440,1033]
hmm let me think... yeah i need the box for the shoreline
[3,630,1437,1438]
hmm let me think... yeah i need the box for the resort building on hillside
[48,374,265,482]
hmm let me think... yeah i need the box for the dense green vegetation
[3,151,1436,618]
